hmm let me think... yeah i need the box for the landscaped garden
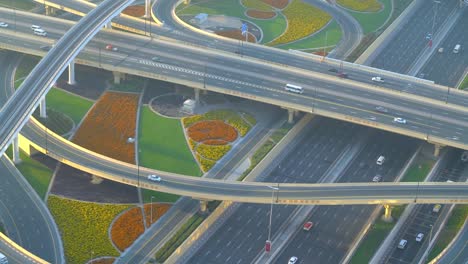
[336,0,382,12]
[183,109,256,172]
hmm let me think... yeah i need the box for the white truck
[0,252,8,264]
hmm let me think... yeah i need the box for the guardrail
[0,232,49,264]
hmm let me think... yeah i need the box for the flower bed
[73,92,139,164]
[187,120,237,143]
[48,195,130,264]
[110,207,145,252]
[261,0,289,9]
[144,203,172,227]
[197,144,232,160]
[242,0,273,11]
[336,0,382,12]
[203,139,228,145]
[183,109,253,137]
[197,154,217,172]
[268,0,331,46]
[246,9,276,19]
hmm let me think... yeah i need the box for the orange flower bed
[143,203,172,227]
[73,92,139,164]
[122,5,145,17]
[262,0,289,9]
[110,207,145,252]
[187,121,237,143]
[215,30,256,42]
[203,139,228,145]
[90,258,115,264]
[246,9,276,19]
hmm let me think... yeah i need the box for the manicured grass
[459,74,468,90]
[109,78,145,93]
[47,195,130,264]
[176,0,286,44]
[347,0,392,34]
[427,205,468,262]
[139,106,201,176]
[5,147,53,200]
[276,20,341,50]
[15,56,40,80]
[401,158,435,182]
[154,213,206,262]
[141,189,180,204]
[0,0,36,10]
[33,108,74,136]
[46,88,94,125]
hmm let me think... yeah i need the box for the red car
[105,44,118,51]
[303,221,314,231]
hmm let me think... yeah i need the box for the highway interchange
[0,0,466,262]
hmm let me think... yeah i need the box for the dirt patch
[122,5,145,17]
[246,9,276,19]
[215,29,256,42]
[262,0,289,9]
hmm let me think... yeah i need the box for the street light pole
[150,195,155,224]
[430,1,441,47]
[266,186,279,252]
[426,224,434,262]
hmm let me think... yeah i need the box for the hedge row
[337,0,382,12]
[110,207,145,252]
[47,195,130,264]
[268,0,331,46]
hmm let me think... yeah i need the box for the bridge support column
[199,200,208,213]
[113,72,125,84]
[288,109,294,124]
[382,204,393,223]
[68,61,76,85]
[45,6,56,16]
[40,97,47,118]
[12,135,21,164]
[145,0,151,18]
[194,88,200,102]
[105,21,112,29]
[433,144,443,157]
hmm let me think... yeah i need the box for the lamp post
[150,195,155,224]
[426,224,434,262]
[266,185,279,253]
[430,1,441,48]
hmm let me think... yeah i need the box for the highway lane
[381,150,468,264]
[186,119,363,264]
[1,23,468,149]
[419,8,468,87]
[371,0,461,74]
[273,130,419,264]
[23,2,468,104]
[437,217,468,264]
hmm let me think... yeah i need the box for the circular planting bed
[246,9,276,19]
[187,120,238,143]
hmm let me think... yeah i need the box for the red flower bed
[73,92,139,164]
[203,139,228,145]
[187,120,237,143]
[246,9,276,19]
[143,203,172,227]
[110,207,145,252]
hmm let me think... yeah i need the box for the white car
[397,239,407,249]
[372,175,382,182]
[416,233,424,242]
[288,256,298,264]
[372,76,385,83]
[0,22,8,28]
[147,174,161,182]
[393,117,407,124]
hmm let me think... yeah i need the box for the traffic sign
[241,23,248,35]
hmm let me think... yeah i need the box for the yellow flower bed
[48,195,130,264]
[183,109,253,137]
[197,153,217,172]
[197,144,232,160]
[268,0,331,46]
[336,0,382,12]
[242,0,273,11]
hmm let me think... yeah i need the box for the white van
[0,252,8,264]
[33,28,47,36]
[31,25,41,30]
[453,44,461,54]
[376,155,385,165]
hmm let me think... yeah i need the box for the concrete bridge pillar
[433,144,443,157]
[12,135,21,164]
[199,200,208,213]
[382,204,393,223]
[145,0,151,18]
[45,6,56,16]
[113,72,125,84]
[105,21,112,29]
[68,61,76,85]
[194,88,200,102]
[288,109,294,124]
[40,97,47,118]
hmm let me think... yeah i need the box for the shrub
[187,120,238,142]
[197,144,232,160]
[110,207,145,252]
[268,0,331,46]
[47,195,130,264]
[336,0,382,12]
[72,92,139,164]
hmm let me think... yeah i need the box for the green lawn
[427,205,468,262]
[347,0,392,34]
[459,74,468,90]
[5,147,53,200]
[139,106,200,176]
[0,0,36,10]
[401,158,435,182]
[275,20,341,50]
[46,88,94,125]
[176,0,286,44]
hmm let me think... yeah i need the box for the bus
[284,84,303,94]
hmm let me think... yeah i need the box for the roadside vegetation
[33,108,74,136]
[0,0,35,10]
[48,195,130,264]
[459,74,468,90]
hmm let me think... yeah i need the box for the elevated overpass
[0,10,468,152]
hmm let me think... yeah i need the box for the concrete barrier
[0,232,49,264]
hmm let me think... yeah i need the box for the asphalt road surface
[274,130,419,264]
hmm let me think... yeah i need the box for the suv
[33,29,47,37]
[31,25,41,30]
[0,22,8,28]
[397,239,407,249]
